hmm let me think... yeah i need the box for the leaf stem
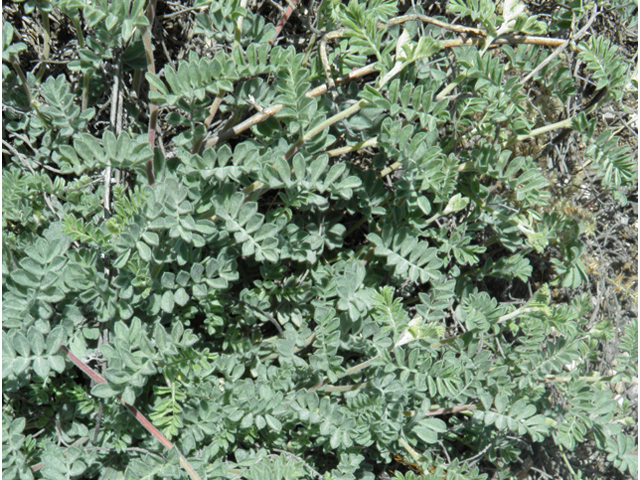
[60,345,203,480]
[203,104,282,151]
[269,0,298,45]
[36,8,51,81]
[142,0,158,186]
[9,55,51,128]
[234,0,249,48]
[325,137,377,157]
[192,96,223,154]
[10,55,33,107]
[284,99,368,160]
[66,14,92,111]
[517,88,608,142]
[558,444,578,478]
[517,118,574,141]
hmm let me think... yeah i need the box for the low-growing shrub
[2,1,637,479]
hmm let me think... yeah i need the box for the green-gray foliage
[2,0,637,479]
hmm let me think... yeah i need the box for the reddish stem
[269,0,297,45]
[60,345,173,452]
[61,344,202,479]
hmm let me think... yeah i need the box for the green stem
[323,382,368,392]
[234,0,248,48]
[36,9,51,81]
[69,15,90,112]
[428,307,533,349]
[424,212,441,225]
[517,92,606,142]
[11,55,32,106]
[435,78,460,101]
[398,437,421,463]
[192,96,222,154]
[325,137,377,157]
[378,160,402,178]
[558,445,578,478]
[286,48,415,159]
[456,183,512,225]
[517,117,573,141]
[82,72,90,113]
[303,33,317,66]
[343,194,391,239]
[545,373,637,383]
[284,99,368,160]
[263,332,316,362]
[142,0,158,186]
[71,16,85,48]
[132,69,142,98]
[309,355,377,392]
[377,61,404,89]
[10,55,50,127]
[496,306,532,324]
[303,0,326,66]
